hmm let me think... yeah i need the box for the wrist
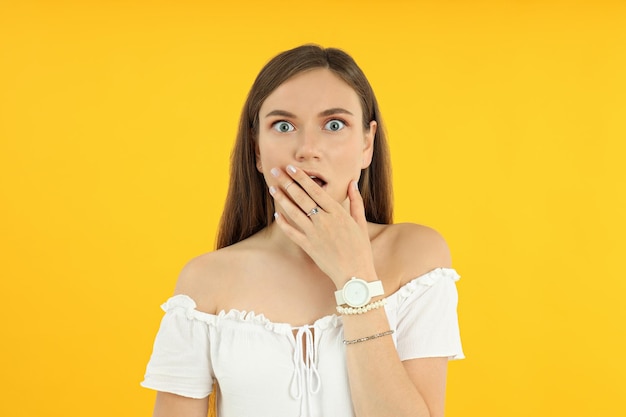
[337,298,387,315]
[333,269,378,290]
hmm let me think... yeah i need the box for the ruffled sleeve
[141,295,215,399]
[395,268,464,361]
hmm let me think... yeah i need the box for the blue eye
[324,119,345,131]
[273,121,295,133]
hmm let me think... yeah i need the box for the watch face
[344,279,369,307]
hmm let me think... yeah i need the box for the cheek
[336,147,364,171]
[257,145,275,165]
[257,141,286,173]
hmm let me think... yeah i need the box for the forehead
[259,68,362,117]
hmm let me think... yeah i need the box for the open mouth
[309,176,327,188]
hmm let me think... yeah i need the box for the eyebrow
[264,108,354,118]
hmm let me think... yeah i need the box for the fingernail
[271,168,280,177]
[353,180,359,191]
[274,212,279,219]
[287,165,297,174]
[269,186,277,195]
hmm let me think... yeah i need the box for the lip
[301,169,327,188]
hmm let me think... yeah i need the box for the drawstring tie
[290,325,321,417]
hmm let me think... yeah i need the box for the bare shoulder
[173,242,249,314]
[373,222,452,286]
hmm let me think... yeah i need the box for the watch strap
[335,278,384,306]
[368,280,384,298]
[335,290,345,305]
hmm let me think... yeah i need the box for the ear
[255,143,263,173]
[361,120,377,169]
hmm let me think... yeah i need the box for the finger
[305,206,321,218]
[269,185,316,227]
[271,166,325,216]
[284,180,295,191]
[348,180,368,228]
[270,168,299,193]
[273,211,317,254]
[269,168,313,216]
[284,165,335,212]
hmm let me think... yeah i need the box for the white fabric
[141,267,464,417]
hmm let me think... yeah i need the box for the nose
[294,128,321,161]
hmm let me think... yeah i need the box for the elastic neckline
[163,267,459,331]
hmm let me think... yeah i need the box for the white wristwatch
[335,278,384,308]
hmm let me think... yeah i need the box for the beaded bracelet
[343,330,395,345]
[336,298,387,315]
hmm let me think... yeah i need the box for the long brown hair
[216,44,393,249]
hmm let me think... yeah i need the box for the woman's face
[256,68,376,206]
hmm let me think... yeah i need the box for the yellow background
[1,0,625,416]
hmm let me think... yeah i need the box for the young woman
[142,44,463,417]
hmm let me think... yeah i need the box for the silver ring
[306,207,319,217]
[285,181,294,190]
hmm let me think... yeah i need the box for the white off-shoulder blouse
[141,267,464,417]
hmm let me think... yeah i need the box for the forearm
[343,309,430,417]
